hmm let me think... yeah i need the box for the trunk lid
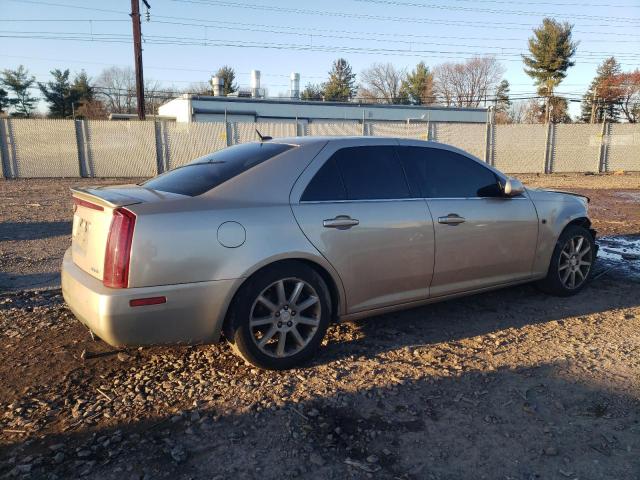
[70,184,184,281]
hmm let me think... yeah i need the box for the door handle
[323,215,359,229]
[438,214,466,225]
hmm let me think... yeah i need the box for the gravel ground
[1,173,639,479]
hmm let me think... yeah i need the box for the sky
[2,0,640,118]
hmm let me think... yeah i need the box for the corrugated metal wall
[1,119,638,178]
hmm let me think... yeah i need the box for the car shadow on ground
[0,221,72,242]
[0,272,60,293]
[313,268,640,367]
[1,360,638,479]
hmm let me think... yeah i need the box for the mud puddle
[596,234,640,281]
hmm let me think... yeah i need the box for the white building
[158,95,489,125]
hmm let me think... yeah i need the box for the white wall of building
[158,95,488,124]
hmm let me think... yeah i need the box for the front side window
[143,142,295,196]
[398,147,502,198]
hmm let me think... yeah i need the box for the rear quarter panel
[124,140,347,313]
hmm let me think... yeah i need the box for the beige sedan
[62,137,596,369]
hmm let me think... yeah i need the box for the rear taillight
[103,208,136,288]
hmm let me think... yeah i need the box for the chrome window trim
[299,196,528,204]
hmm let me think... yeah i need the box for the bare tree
[95,66,171,116]
[95,66,136,114]
[433,57,505,107]
[358,63,407,104]
[186,82,212,95]
[144,79,175,116]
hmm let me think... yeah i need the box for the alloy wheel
[558,235,593,289]
[249,278,321,358]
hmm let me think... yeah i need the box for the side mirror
[504,177,525,197]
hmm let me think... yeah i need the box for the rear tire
[224,262,331,370]
[536,224,596,297]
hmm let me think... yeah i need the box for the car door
[397,144,539,298]
[291,140,435,314]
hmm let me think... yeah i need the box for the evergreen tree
[300,83,324,101]
[522,18,577,122]
[400,62,434,105]
[0,65,38,117]
[38,69,79,118]
[323,58,357,102]
[495,80,511,113]
[72,70,95,103]
[214,66,237,95]
[0,87,9,114]
[580,57,622,123]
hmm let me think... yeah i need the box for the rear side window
[301,156,346,201]
[143,142,294,196]
[398,147,501,198]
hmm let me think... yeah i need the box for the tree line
[1,17,638,123]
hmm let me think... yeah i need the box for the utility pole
[130,0,150,120]
[590,84,599,124]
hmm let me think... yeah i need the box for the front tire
[536,224,596,297]
[224,262,331,370]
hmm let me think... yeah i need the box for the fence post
[75,119,87,177]
[153,121,166,175]
[225,121,232,146]
[484,120,493,165]
[598,121,609,173]
[0,117,15,178]
[543,122,554,174]
[75,119,93,177]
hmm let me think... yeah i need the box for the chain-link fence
[1,118,638,178]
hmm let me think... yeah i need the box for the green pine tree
[522,18,578,122]
[323,58,357,102]
[0,87,9,114]
[72,70,95,103]
[214,66,238,96]
[495,80,511,113]
[300,83,324,101]
[400,61,434,105]
[0,65,38,117]
[38,69,79,118]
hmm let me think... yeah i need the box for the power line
[3,31,639,64]
[443,0,640,8]
[353,0,640,24]
[170,0,640,31]
[6,0,128,15]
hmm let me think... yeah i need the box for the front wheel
[536,224,596,296]
[224,262,331,370]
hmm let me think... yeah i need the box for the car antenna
[255,129,272,142]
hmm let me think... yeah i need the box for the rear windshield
[143,142,295,196]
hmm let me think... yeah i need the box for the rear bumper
[61,249,239,347]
